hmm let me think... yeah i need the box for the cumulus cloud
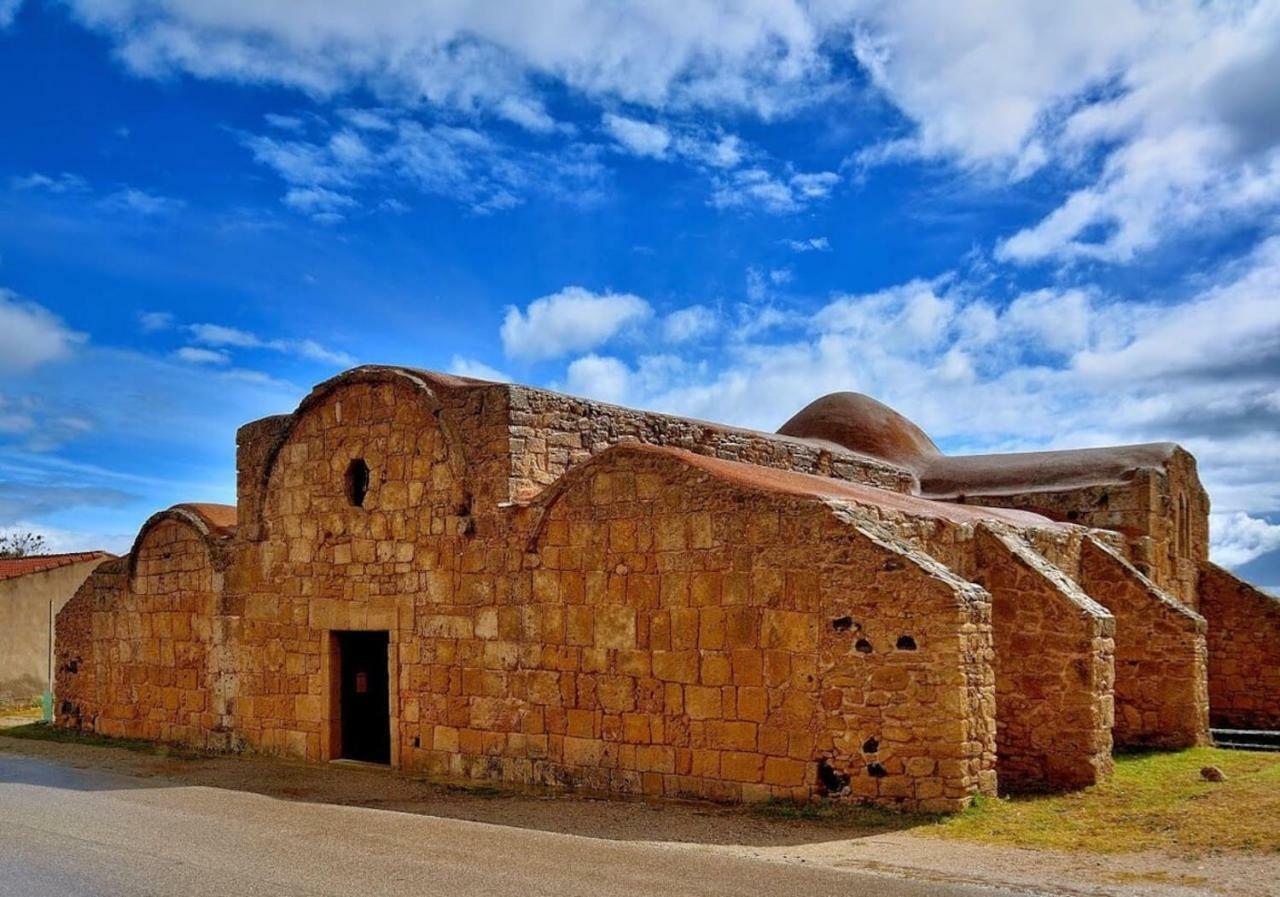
[501,286,652,361]
[662,306,718,343]
[61,0,833,119]
[1211,512,1280,568]
[847,1,1280,264]
[0,291,86,372]
[603,113,671,158]
[565,354,632,404]
[447,355,511,382]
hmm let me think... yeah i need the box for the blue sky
[1,1,1279,583]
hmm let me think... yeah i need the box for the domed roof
[777,392,940,472]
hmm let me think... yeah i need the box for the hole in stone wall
[862,737,879,754]
[896,635,917,651]
[345,458,371,508]
[854,638,873,654]
[816,759,851,794]
[831,616,853,632]
[412,736,420,748]
[866,762,888,778]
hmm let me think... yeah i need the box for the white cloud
[603,113,672,158]
[447,355,511,382]
[246,117,605,217]
[338,108,394,132]
[662,306,718,343]
[0,291,86,372]
[264,112,305,131]
[63,1,834,119]
[1211,512,1280,568]
[173,346,230,365]
[0,0,21,28]
[710,167,838,213]
[11,172,89,193]
[783,237,830,252]
[604,113,675,159]
[99,187,184,215]
[564,354,632,404]
[500,286,652,361]
[188,323,355,367]
[283,186,358,221]
[138,311,174,332]
[846,1,1280,264]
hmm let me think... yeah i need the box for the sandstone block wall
[53,558,125,729]
[974,527,1115,791]
[942,450,1208,609]
[502,385,918,501]
[1079,538,1208,748]
[1200,563,1280,730]
[56,515,226,747]
[510,451,995,810]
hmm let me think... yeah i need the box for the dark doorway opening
[336,631,391,764]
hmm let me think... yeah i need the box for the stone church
[55,366,1280,811]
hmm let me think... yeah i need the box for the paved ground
[0,753,1026,897]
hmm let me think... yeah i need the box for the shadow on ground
[0,724,936,847]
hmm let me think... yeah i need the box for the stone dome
[777,392,940,471]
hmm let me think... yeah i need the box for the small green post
[41,690,53,723]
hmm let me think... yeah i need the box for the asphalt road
[0,753,1032,897]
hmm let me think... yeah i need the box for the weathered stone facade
[55,366,1280,811]
[1200,563,1280,730]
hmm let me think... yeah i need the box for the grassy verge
[0,721,204,759]
[931,747,1280,855]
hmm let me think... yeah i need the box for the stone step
[1211,728,1280,751]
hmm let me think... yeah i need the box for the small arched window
[345,459,371,508]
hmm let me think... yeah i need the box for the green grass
[0,721,204,760]
[931,747,1280,855]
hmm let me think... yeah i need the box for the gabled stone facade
[55,366,1280,811]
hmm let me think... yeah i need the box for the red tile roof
[0,551,114,582]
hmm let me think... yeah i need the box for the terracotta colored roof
[0,551,114,582]
[918,443,1179,499]
[778,391,940,471]
[171,503,237,535]
[779,391,1181,497]
[585,444,1064,529]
